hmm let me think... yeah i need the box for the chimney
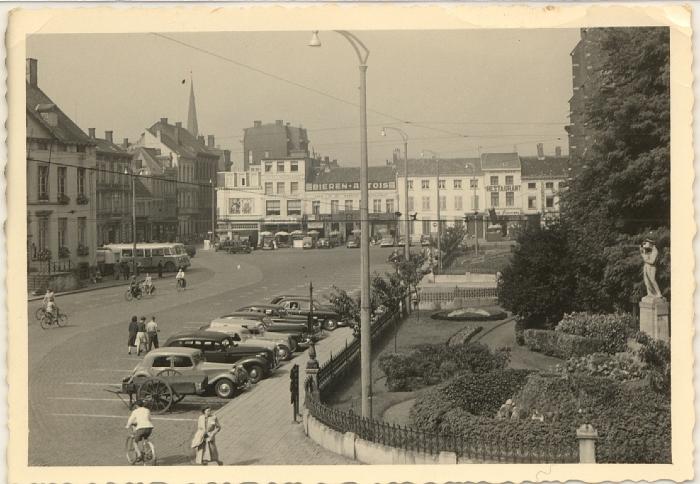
[253,120,262,128]
[198,135,205,145]
[275,120,283,127]
[175,122,182,144]
[123,138,129,149]
[555,146,562,157]
[208,135,215,148]
[88,128,96,139]
[160,117,168,125]
[536,143,545,160]
[26,58,38,87]
[105,130,113,144]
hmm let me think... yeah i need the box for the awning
[308,230,320,235]
[275,231,290,236]
[260,231,274,236]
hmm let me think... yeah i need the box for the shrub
[554,352,646,382]
[635,332,671,396]
[556,312,636,353]
[523,329,607,359]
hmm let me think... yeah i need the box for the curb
[472,315,516,342]
[28,273,176,301]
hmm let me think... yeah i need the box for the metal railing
[419,287,499,302]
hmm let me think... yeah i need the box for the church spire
[187,73,199,137]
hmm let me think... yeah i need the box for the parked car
[127,347,249,398]
[215,240,233,252]
[202,319,297,357]
[302,236,315,249]
[380,237,396,247]
[229,306,319,346]
[228,240,252,254]
[184,244,197,258]
[165,330,276,383]
[317,238,331,249]
[346,236,360,248]
[211,313,302,353]
[268,296,345,331]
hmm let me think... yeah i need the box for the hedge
[523,329,608,359]
[555,312,636,354]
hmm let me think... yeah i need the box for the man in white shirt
[175,268,186,289]
[146,316,159,350]
[125,400,154,461]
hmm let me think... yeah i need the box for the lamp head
[309,31,322,47]
[380,128,386,137]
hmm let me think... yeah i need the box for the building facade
[243,120,310,167]
[26,58,98,278]
[520,149,569,224]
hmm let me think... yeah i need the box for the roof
[168,330,230,341]
[393,158,482,177]
[480,153,521,171]
[147,347,200,356]
[93,137,132,157]
[520,156,569,179]
[26,82,93,145]
[309,166,396,185]
[147,120,219,160]
[134,178,151,198]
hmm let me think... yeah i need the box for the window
[545,182,554,190]
[344,200,353,212]
[528,182,536,190]
[331,200,339,214]
[290,161,299,172]
[77,168,85,195]
[438,179,446,189]
[546,196,555,208]
[421,196,430,210]
[470,179,478,189]
[173,356,194,368]
[454,196,463,211]
[57,167,66,196]
[58,218,67,248]
[505,175,514,186]
[528,196,537,209]
[152,248,164,256]
[290,182,299,194]
[312,201,320,215]
[408,180,413,190]
[372,199,382,213]
[38,218,49,251]
[453,179,462,189]
[287,200,302,215]
[386,199,394,213]
[506,192,514,207]
[276,182,285,195]
[408,197,414,211]
[264,162,272,172]
[264,182,273,195]
[439,196,446,210]
[78,217,86,245]
[152,356,170,368]
[421,179,430,189]
[490,192,499,207]
[266,200,281,215]
[277,161,285,172]
[490,176,499,186]
[422,220,431,235]
[38,165,49,200]
[248,150,253,164]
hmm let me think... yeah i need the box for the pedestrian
[146,316,159,350]
[191,406,222,465]
[123,261,131,279]
[128,316,138,355]
[157,261,163,279]
[136,317,148,355]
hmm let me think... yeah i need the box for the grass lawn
[439,245,513,275]
[324,309,509,418]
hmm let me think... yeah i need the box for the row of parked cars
[124,295,347,399]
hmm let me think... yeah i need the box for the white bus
[101,243,191,272]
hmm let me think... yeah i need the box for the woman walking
[191,406,222,465]
[136,317,148,355]
[127,316,138,355]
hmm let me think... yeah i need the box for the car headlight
[256,352,268,359]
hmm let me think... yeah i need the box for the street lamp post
[210,178,216,246]
[125,167,142,276]
[465,163,479,256]
[422,150,441,272]
[380,127,410,265]
[310,30,373,419]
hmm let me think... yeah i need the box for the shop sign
[229,198,255,214]
[305,181,396,191]
[486,185,520,192]
[307,221,324,229]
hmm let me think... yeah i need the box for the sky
[27,29,581,166]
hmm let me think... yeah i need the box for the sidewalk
[215,327,358,465]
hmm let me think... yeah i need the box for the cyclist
[125,399,154,462]
[175,268,186,290]
[129,276,142,299]
[42,289,57,319]
[142,273,153,295]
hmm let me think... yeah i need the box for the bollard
[576,424,598,463]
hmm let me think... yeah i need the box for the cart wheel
[137,378,173,413]
[156,369,185,403]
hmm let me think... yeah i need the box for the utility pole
[125,167,138,276]
[210,178,216,246]
[436,158,442,272]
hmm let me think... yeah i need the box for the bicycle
[176,278,186,292]
[126,429,156,466]
[125,287,143,302]
[40,309,67,329]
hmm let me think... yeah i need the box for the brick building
[243,120,310,167]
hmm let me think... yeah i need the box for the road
[28,245,395,466]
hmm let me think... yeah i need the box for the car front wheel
[214,378,236,398]
[323,319,338,331]
[245,363,265,384]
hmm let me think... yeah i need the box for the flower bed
[523,329,608,359]
[431,306,507,321]
[555,312,636,354]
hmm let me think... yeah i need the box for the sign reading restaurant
[305,181,396,191]
[486,185,520,192]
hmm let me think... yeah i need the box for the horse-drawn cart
[110,372,209,413]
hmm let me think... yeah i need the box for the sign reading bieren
[305,181,396,191]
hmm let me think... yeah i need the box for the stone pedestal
[639,295,670,342]
[576,424,598,463]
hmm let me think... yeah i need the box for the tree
[391,251,427,304]
[439,223,467,269]
[498,223,577,329]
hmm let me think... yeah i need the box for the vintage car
[346,236,360,248]
[207,314,298,355]
[228,240,252,254]
[379,237,396,247]
[165,330,277,383]
[268,296,345,331]
[317,237,331,249]
[215,312,316,349]
[127,347,249,399]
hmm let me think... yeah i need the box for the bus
[101,243,191,272]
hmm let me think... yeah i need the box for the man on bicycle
[125,399,154,461]
[143,273,153,295]
[129,276,142,298]
[175,268,186,289]
[43,289,57,318]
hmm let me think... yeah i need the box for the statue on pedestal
[640,239,662,299]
